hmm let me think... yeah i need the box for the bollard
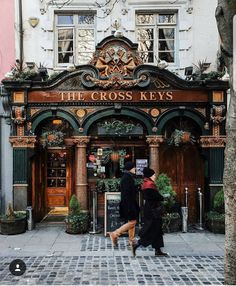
[89,190,100,234]
[181,207,188,232]
[26,206,34,230]
[197,188,204,230]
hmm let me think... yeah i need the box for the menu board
[104,192,123,236]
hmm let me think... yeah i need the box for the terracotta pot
[182,132,191,143]
[110,152,120,162]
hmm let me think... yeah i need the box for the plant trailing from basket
[40,130,64,148]
[167,129,195,146]
[99,120,139,136]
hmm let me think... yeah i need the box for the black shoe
[155,249,169,256]
[132,243,139,257]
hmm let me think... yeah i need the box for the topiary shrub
[155,173,176,213]
[213,189,224,213]
[65,195,90,234]
[69,194,80,215]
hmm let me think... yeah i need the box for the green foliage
[69,195,80,215]
[162,212,181,233]
[213,189,224,213]
[167,129,185,146]
[96,178,143,193]
[66,195,90,233]
[0,203,26,220]
[40,130,64,148]
[96,178,121,192]
[206,211,225,222]
[66,212,90,234]
[155,173,176,212]
[98,120,142,136]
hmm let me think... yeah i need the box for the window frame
[136,12,177,65]
[55,12,96,68]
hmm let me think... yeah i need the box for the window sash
[55,13,95,67]
[136,13,176,64]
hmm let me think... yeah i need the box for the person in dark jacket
[132,167,168,256]
[108,161,139,247]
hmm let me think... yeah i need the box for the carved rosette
[146,135,164,147]
[9,136,37,148]
[72,136,90,147]
[200,136,226,148]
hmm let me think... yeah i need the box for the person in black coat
[132,167,168,256]
[108,161,139,247]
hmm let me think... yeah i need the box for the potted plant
[206,189,225,233]
[0,203,27,235]
[156,173,181,232]
[65,195,90,234]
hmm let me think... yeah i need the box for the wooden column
[72,136,90,210]
[146,135,164,175]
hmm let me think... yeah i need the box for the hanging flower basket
[167,129,195,146]
[40,131,64,148]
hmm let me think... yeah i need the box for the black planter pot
[206,219,225,234]
[0,217,26,235]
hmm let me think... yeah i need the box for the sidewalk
[0,223,225,285]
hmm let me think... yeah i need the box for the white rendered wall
[192,0,219,71]
[17,0,220,77]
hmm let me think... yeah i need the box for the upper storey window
[136,13,176,64]
[55,13,95,67]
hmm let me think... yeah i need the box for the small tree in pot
[65,195,90,234]
[156,173,181,233]
[206,189,225,234]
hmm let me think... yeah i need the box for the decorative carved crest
[210,105,226,124]
[90,45,142,78]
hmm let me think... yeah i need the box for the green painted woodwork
[83,108,153,135]
[157,108,205,135]
[31,110,79,133]
[13,148,29,184]
[208,148,224,184]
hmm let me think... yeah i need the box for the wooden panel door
[46,149,71,208]
[160,144,204,222]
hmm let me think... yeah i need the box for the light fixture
[28,17,39,28]
[52,119,62,125]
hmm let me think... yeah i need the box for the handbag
[151,205,164,219]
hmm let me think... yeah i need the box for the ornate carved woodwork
[89,46,142,78]
[9,136,37,148]
[146,135,164,147]
[200,136,226,148]
[210,105,226,124]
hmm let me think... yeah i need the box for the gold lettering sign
[13,92,24,103]
[28,90,208,103]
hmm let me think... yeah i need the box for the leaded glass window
[56,13,95,66]
[136,13,176,64]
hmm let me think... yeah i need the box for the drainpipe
[19,0,23,71]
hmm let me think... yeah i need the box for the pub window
[136,12,176,64]
[55,13,96,67]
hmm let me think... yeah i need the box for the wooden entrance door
[46,149,72,209]
[160,144,204,222]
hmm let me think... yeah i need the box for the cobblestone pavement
[0,233,224,285]
[0,254,224,285]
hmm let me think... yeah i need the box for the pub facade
[2,36,228,224]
